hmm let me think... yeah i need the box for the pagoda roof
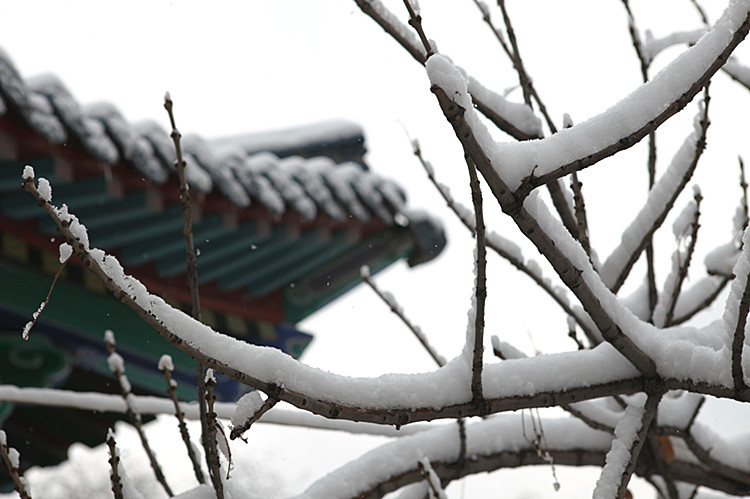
[0,46,446,328]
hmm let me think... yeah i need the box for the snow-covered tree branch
[4,1,750,498]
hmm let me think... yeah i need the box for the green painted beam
[157,221,269,278]
[219,229,332,291]
[0,259,198,399]
[3,175,111,221]
[89,206,185,249]
[246,231,353,297]
[121,213,229,266]
[201,228,304,287]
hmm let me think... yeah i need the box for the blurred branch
[105,331,174,497]
[159,355,206,485]
[412,139,597,344]
[106,430,124,499]
[0,430,31,499]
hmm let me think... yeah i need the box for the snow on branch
[652,190,703,328]
[724,227,750,392]
[447,1,750,195]
[0,384,434,437]
[20,169,750,428]
[593,392,660,499]
[600,89,710,293]
[298,414,613,499]
[426,62,657,375]
[0,430,31,499]
[353,0,542,140]
[413,139,598,344]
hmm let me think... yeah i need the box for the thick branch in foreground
[22,172,750,427]
[19,169,660,426]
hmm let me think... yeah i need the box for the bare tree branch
[353,0,542,140]
[512,8,750,195]
[106,430,124,499]
[0,431,31,499]
[361,264,445,367]
[600,87,710,293]
[159,355,206,485]
[466,154,487,405]
[653,191,703,328]
[105,331,174,497]
[427,83,657,376]
[412,139,598,344]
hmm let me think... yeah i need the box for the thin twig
[496,0,531,106]
[0,430,31,499]
[690,0,710,25]
[163,94,215,495]
[621,0,660,320]
[204,370,225,498]
[732,266,750,394]
[738,156,749,247]
[105,332,174,497]
[418,458,447,498]
[471,0,512,57]
[21,258,68,341]
[570,172,591,258]
[412,139,597,344]
[613,391,663,499]
[663,191,702,327]
[163,94,201,321]
[106,429,124,499]
[229,395,279,440]
[466,155,487,406]
[402,0,433,58]
[361,265,445,367]
[159,355,206,484]
[430,85,657,376]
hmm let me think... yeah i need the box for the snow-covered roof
[0,47,426,229]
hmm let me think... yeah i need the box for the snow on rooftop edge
[210,119,364,154]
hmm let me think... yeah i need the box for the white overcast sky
[4,1,750,498]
